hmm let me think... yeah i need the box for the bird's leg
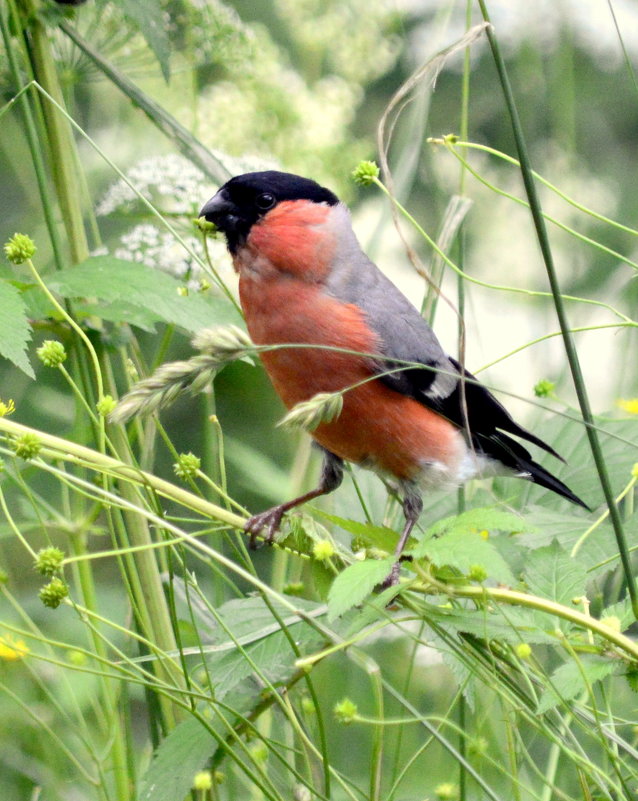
[383,488,423,588]
[245,449,344,549]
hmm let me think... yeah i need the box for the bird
[199,170,588,584]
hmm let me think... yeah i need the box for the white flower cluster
[113,224,211,289]
[97,154,210,217]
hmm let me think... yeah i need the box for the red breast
[233,201,463,482]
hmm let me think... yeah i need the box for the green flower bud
[435,782,460,800]
[96,395,117,417]
[515,642,532,660]
[192,771,212,791]
[4,233,36,264]
[334,697,358,724]
[35,546,65,576]
[352,160,380,186]
[468,564,487,582]
[173,452,201,480]
[39,577,69,608]
[36,340,67,368]
[534,379,555,398]
[13,432,42,460]
[469,735,489,757]
[313,539,335,561]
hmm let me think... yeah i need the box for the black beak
[199,190,236,227]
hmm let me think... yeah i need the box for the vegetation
[0,1,637,799]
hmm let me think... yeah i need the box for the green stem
[1,2,65,269]
[17,0,89,264]
[477,0,638,619]
[413,579,638,663]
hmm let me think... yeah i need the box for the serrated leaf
[523,540,587,606]
[409,529,515,586]
[426,603,559,645]
[202,596,327,698]
[327,557,394,620]
[76,301,159,332]
[521,505,628,578]
[0,280,34,378]
[118,0,171,80]
[137,718,215,801]
[48,256,242,333]
[314,510,397,552]
[426,506,532,538]
[537,656,620,713]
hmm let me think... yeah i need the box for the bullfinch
[200,171,588,583]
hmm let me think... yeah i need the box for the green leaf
[0,279,34,378]
[537,655,620,714]
[202,596,327,698]
[137,718,215,801]
[426,506,532,538]
[75,301,159,332]
[425,603,559,645]
[523,540,587,606]
[410,529,515,586]
[118,0,171,81]
[327,557,394,620]
[521,505,628,578]
[314,510,398,552]
[48,257,242,333]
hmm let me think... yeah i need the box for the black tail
[476,430,590,511]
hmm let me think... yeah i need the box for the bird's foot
[245,505,286,550]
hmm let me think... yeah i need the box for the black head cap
[199,171,339,253]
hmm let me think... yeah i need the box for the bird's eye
[255,192,276,211]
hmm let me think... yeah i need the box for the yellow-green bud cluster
[534,379,555,398]
[37,340,67,368]
[515,642,532,660]
[4,233,36,264]
[312,540,335,561]
[13,432,42,460]
[435,782,460,800]
[192,771,213,791]
[352,160,380,186]
[333,697,358,724]
[35,546,65,576]
[173,452,201,480]
[39,577,69,608]
[468,564,487,582]
[96,395,117,417]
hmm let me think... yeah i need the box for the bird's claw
[245,506,286,550]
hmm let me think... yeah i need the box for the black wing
[326,246,588,509]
